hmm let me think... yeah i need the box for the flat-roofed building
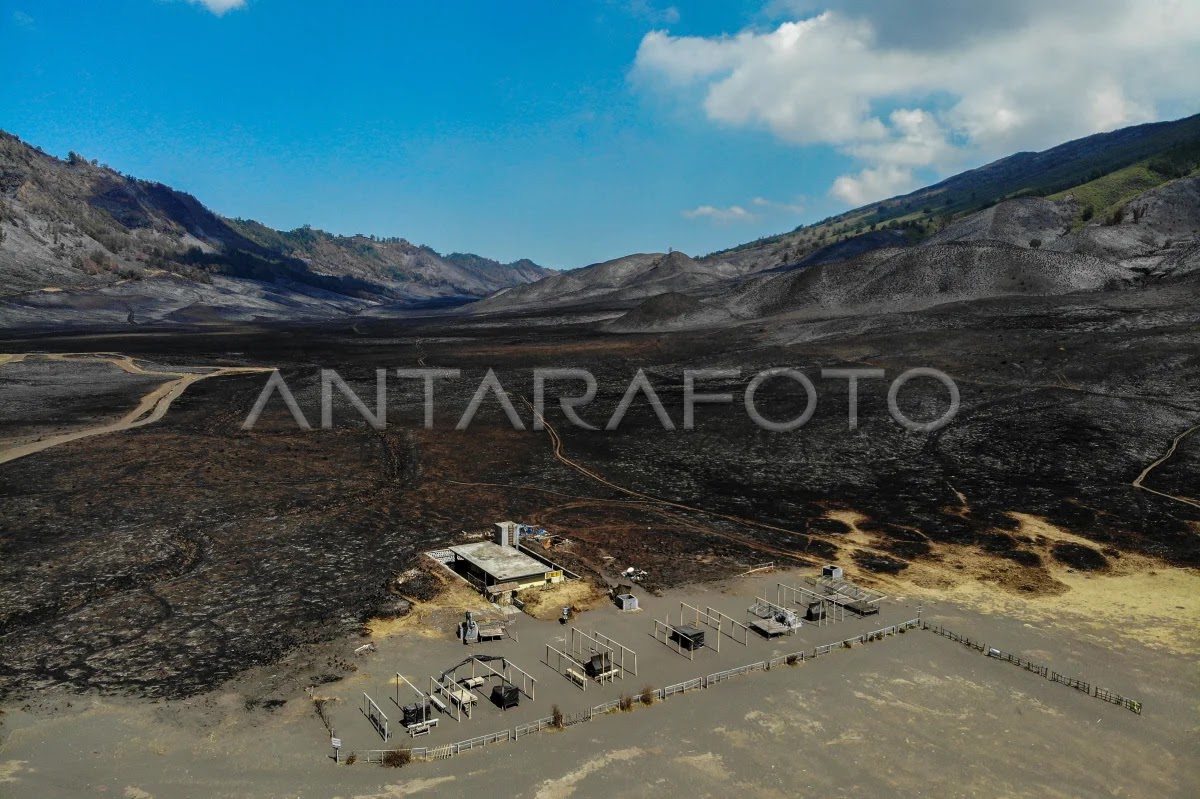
[447,541,564,592]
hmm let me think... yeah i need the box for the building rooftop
[448,541,552,582]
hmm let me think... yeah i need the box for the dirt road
[0,352,273,465]
[1133,421,1200,510]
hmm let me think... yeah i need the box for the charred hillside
[0,131,550,326]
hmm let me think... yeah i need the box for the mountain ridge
[709,112,1200,264]
[0,130,551,323]
[3,113,1199,330]
[476,114,1200,322]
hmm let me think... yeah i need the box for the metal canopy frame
[545,643,588,691]
[653,617,693,660]
[429,674,474,722]
[703,605,750,646]
[393,672,432,724]
[590,629,638,677]
[681,602,741,652]
[776,582,846,626]
[805,574,887,604]
[362,691,390,741]
[746,596,802,636]
[569,627,621,682]
[431,655,536,723]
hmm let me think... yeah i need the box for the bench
[565,668,587,687]
[476,623,506,641]
[407,718,439,737]
[595,668,620,683]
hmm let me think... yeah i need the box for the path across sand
[0,352,273,465]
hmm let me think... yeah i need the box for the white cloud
[188,0,246,15]
[635,2,1200,205]
[752,196,806,214]
[846,109,953,169]
[683,196,805,223]
[831,165,917,206]
[682,204,754,223]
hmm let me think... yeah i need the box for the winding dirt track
[519,396,853,564]
[1133,422,1200,510]
[0,352,273,465]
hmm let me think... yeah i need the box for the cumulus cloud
[683,196,805,222]
[752,196,806,214]
[188,0,246,15]
[682,204,754,222]
[845,109,953,170]
[635,2,1200,205]
[830,165,918,206]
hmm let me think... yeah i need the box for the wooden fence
[1093,687,1142,714]
[922,623,1142,715]
[988,649,1049,677]
[923,622,987,652]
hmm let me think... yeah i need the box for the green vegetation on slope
[1048,163,1164,226]
[1048,140,1200,226]
[710,113,1200,267]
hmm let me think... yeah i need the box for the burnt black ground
[0,279,1197,700]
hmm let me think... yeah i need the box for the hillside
[712,113,1200,270]
[601,291,731,332]
[517,171,1200,330]
[473,249,754,313]
[483,114,1200,320]
[700,175,1197,324]
[3,113,1199,330]
[720,243,1129,320]
[0,131,550,326]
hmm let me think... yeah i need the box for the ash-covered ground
[0,278,1196,701]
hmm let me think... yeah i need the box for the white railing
[768,651,806,668]
[663,678,702,697]
[704,661,767,687]
[514,717,554,738]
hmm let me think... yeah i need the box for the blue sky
[3,1,1197,268]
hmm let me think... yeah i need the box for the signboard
[331,737,342,749]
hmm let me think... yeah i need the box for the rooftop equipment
[822,565,844,580]
[494,521,519,547]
